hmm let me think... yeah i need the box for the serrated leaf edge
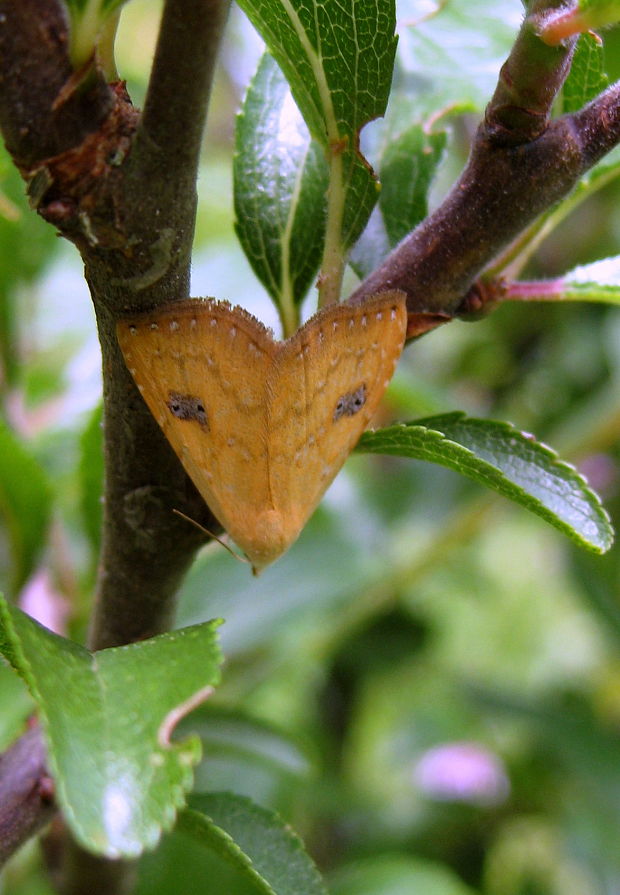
[358,413,614,553]
[0,603,220,858]
[181,791,329,895]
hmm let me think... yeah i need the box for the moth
[117,292,407,572]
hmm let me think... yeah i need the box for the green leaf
[62,0,124,70]
[0,596,223,858]
[179,792,328,895]
[395,0,521,122]
[78,401,104,557]
[234,53,328,331]
[578,0,620,14]
[357,413,614,554]
[348,206,391,281]
[0,421,53,595]
[339,150,383,253]
[379,125,447,247]
[176,512,375,655]
[236,0,398,252]
[179,706,313,808]
[137,825,261,894]
[0,146,58,387]
[330,853,479,895]
[236,0,396,149]
[63,0,122,9]
[0,660,34,751]
[570,547,620,646]
[349,125,447,279]
[561,32,609,114]
[561,255,620,303]
[0,149,58,286]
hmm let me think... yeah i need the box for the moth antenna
[172,508,250,567]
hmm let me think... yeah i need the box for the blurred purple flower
[578,453,618,497]
[413,741,510,805]
[19,568,69,636]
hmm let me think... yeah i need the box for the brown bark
[0,725,54,866]
[0,0,230,888]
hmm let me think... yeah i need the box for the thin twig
[0,0,113,166]
[0,725,54,867]
[140,0,230,175]
[349,9,620,320]
[86,0,232,651]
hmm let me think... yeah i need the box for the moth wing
[268,292,407,539]
[116,300,275,553]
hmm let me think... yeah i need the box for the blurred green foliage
[2,1,620,893]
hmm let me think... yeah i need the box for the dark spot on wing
[333,384,367,422]
[167,392,208,428]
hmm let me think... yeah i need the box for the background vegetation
[2,1,620,893]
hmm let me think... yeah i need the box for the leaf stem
[318,148,346,307]
[69,0,106,68]
[277,153,305,337]
[503,278,567,301]
[271,0,348,308]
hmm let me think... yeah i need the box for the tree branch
[485,0,577,144]
[0,725,54,867]
[349,109,610,317]
[0,0,230,879]
[86,0,231,654]
[349,3,620,324]
[140,0,230,173]
[0,0,113,166]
